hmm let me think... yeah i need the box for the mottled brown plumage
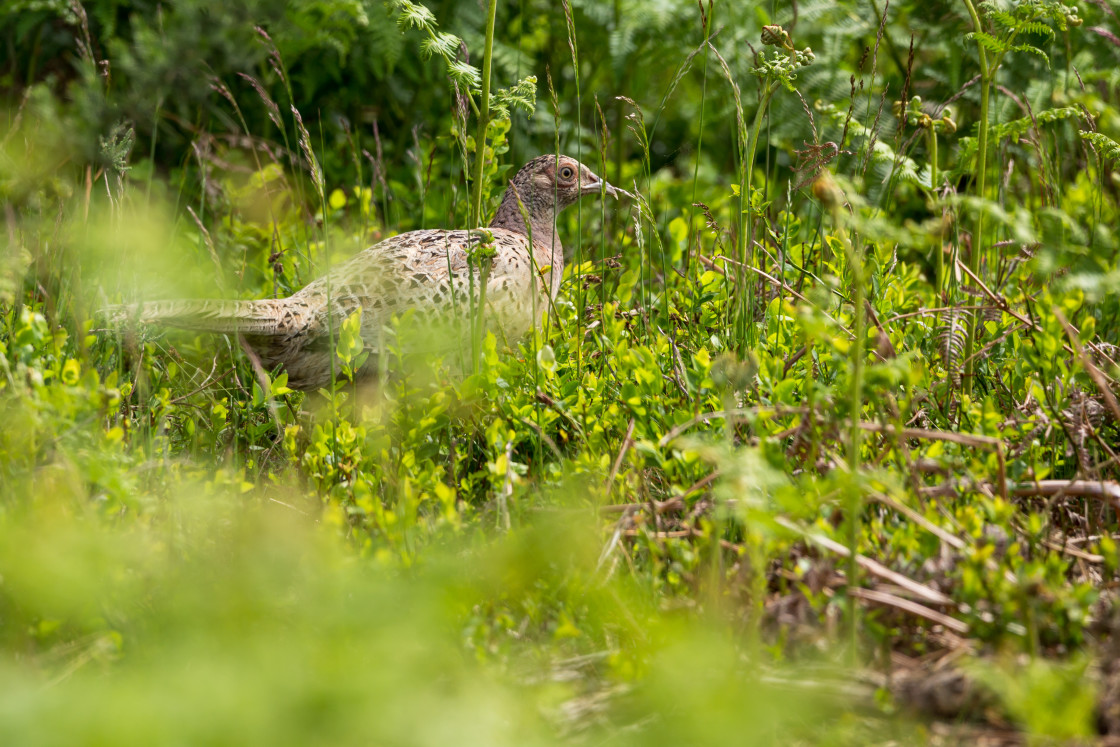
[109,155,622,391]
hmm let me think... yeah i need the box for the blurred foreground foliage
[0,445,880,744]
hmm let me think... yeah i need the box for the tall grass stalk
[509,188,544,478]
[961,0,991,396]
[708,45,747,351]
[561,0,585,381]
[928,126,944,296]
[687,2,714,269]
[468,0,498,229]
[648,35,713,339]
[845,234,866,662]
[545,67,562,343]
[594,97,610,332]
[255,28,313,279]
[738,91,776,351]
[290,105,336,467]
[821,182,865,661]
[213,76,285,297]
[464,0,497,374]
[619,99,654,339]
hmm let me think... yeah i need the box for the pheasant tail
[108,298,296,336]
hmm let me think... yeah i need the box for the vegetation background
[2,0,1120,742]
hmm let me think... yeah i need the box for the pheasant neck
[489,195,565,299]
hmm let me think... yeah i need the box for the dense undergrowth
[4,0,1120,742]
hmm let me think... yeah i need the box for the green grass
[2,0,1120,742]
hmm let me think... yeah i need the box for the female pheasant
[110,156,622,390]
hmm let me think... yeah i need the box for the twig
[712,253,856,340]
[958,323,1029,367]
[498,440,513,531]
[514,416,564,461]
[776,517,955,607]
[169,362,237,404]
[600,471,721,514]
[1037,537,1104,564]
[1054,308,1120,425]
[870,491,966,550]
[859,423,1008,502]
[658,406,808,447]
[884,304,998,324]
[536,388,586,438]
[187,205,226,293]
[1010,479,1120,510]
[619,527,738,551]
[603,418,636,495]
[237,334,284,435]
[864,299,897,359]
[848,587,969,634]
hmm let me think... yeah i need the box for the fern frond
[491,76,537,119]
[1034,106,1083,125]
[956,107,1082,165]
[983,7,1018,30]
[1079,131,1120,165]
[934,309,968,388]
[391,0,436,30]
[420,32,459,60]
[966,31,1013,56]
[1009,42,1051,63]
[1015,20,1055,38]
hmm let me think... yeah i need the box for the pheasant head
[489,155,621,242]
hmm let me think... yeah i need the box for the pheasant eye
[559,166,575,180]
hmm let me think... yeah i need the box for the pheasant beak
[582,173,629,200]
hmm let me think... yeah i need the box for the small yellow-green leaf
[328,188,348,210]
[61,358,80,385]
